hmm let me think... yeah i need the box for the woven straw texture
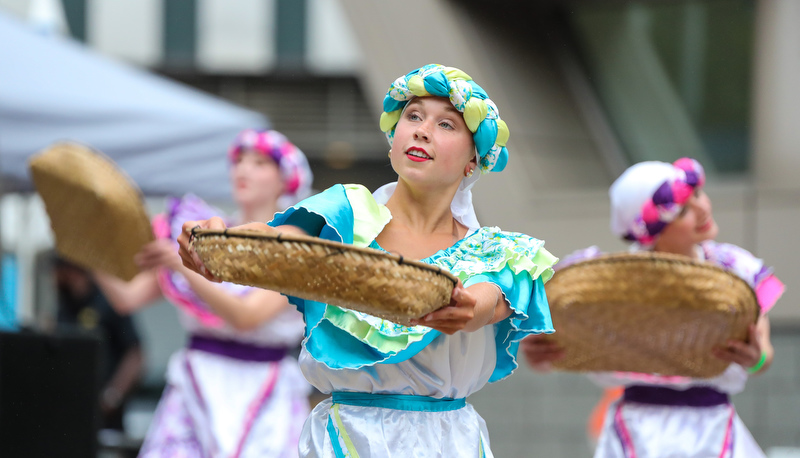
[544,252,758,378]
[29,142,153,281]
[191,229,459,325]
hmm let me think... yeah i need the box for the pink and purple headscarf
[228,129,313,208]
[610,158,706,246]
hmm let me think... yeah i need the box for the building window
[568,0,755,173]
[164,0,196,69]
[62,0,87,42]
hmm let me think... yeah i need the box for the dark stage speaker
[0,330,102,458]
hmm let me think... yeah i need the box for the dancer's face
[654,189,718,255]
[389,97,476,190]
[230,150,284,208]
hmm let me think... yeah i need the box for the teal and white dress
[268,184,557,458]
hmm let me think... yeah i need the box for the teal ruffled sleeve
[269,183,354,246]
[468,273,550,382]
[432,227,557,382]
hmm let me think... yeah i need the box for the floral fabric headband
[623,158,706,246]
[379,64,510,173]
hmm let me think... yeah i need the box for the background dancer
[522,158,784,457]
[96,129,314,457]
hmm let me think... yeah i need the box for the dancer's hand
[411,281,478,335]
[177,217,227,282]
[712,323,762,368]
[134,239,183,271]
[410,281,509,335]
[520,334,565,373]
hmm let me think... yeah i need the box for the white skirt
[594,399,764,458]
[299,397,492,458]
[140,348,311,458]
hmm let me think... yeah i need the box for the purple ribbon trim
[189,335,288,362]
[624,385,729,407]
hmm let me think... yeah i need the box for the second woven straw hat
[29,142,154,281]
[543,251,759,378]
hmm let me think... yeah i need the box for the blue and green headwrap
[379,64,510,173]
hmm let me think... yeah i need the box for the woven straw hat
[191,228,458,325]
[29,142,153,281]
[543,251,759,378]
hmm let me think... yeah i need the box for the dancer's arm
[223,221,308,236]
[176,266,292,330]
[139,237,292,331]
[93,269,163,315]
[754,316,775,373]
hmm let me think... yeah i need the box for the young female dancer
[178,64,558,457]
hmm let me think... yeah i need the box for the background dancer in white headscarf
[523,158,785,458]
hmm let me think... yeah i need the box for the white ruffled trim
[372,174,482,233]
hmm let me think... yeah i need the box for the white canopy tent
[0,10,268,200]
[0,10,268,326]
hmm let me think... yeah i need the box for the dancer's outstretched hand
[411,281,478,335]
[134,239,183,271]
[177,217,227,282]
[712,323,762,368]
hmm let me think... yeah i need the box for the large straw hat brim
[29,142,153,281]
[543,251,758,378]
[191,228,458,325]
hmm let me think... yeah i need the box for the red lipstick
[405,146,431,162]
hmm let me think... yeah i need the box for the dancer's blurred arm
[93,268,163,315]
[140,235,291,331]
[178,267,292,331]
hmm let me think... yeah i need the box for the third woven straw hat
[543,251,759,378]
[29,142,153,281]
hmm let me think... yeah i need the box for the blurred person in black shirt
[54,256,144,432]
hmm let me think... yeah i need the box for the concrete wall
[753,0,800,190]
[339,0,614,191]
